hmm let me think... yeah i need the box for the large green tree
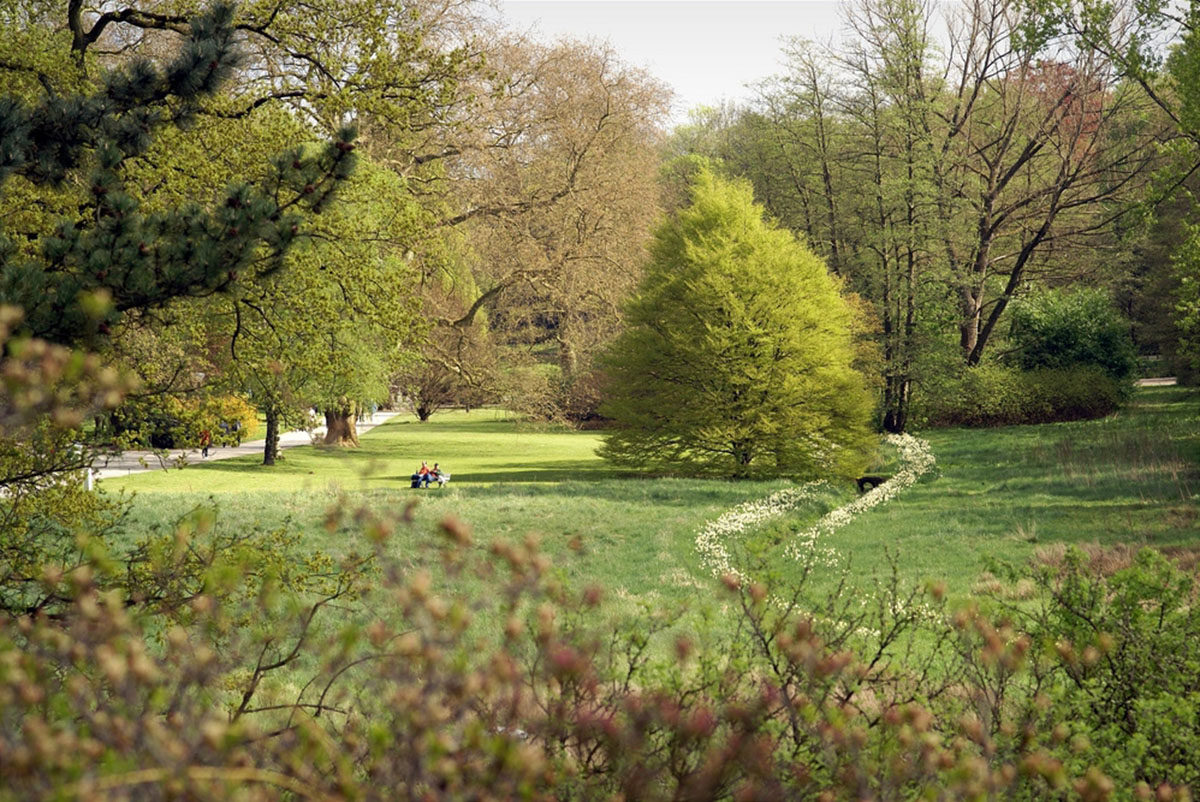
[683,0,1167,429]
[599,167,874,480]
[0,2,355,615]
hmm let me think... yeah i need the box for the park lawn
[786,385,1200,596]
[104,409,620,493]
[105,409,818,625]
[106,388,1199,621]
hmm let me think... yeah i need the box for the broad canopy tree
[600,167,875,480]
[0,3,356,349]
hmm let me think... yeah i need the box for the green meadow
[105,387,1199,617]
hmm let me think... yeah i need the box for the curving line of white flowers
[694,434,936,582]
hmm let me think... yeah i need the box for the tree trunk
[263,409,280,466]
[960,287,983,359]
[558,338,578,381]
[882,373,910,433]
[323,399,360,447]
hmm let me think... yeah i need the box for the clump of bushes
[107,394,258,448]
[918,289,1138,428]
[1010,288,1138,383]
[4,500,1200,800]
[921,364,1125,427]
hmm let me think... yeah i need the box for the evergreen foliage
[600,168,874,479]
[0,3,358,615]
[0,2,357,348]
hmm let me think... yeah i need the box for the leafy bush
[10,499,1200,800]
[998,547,1200,793]
[1010,289,1138,384]
[108,394,258,448]
[921,364,1124,427]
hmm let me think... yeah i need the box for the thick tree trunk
[263,409,280,466]
[323,399,359,447]
[960,287,983,359]
[558,337,578,380]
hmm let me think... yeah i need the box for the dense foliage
[1009,289,1138,384]
[0,4,356,348]
[0,4,354,618]
[2,0,1199,797]
[3,507,1200,800]
[921,365,1126,427]
[600,168,874,479]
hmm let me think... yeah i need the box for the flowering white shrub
[695,434,936,581]
[784,434,936,564]
[695,482,829,580]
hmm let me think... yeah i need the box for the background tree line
[5,0,1196,463]
[674,0,1193,432]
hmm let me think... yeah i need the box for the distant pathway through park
[93,411,403,481]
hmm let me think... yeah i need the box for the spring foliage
[600,168,874,479]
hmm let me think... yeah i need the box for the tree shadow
[381,475,800,507]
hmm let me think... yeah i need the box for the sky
[496,1,847,123]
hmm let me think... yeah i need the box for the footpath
[92,411,403,481]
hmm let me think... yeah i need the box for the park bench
[856,475,889,494]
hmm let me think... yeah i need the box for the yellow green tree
[600,167,875,480]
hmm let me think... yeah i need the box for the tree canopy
[600,167,874,480]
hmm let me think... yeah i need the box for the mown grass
[108,409,619,493]
[105,410,812,625]
[106,387,1199,616]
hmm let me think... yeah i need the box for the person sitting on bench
[411,461,433,488]
[431,462,450,487]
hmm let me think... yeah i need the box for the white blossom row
[694,434,936,581]
[784,433,936,564]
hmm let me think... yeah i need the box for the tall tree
[0,4,356,348]
[600,168,874,480]
[692,0,1167,429]
[23,0,488,441]
[0,3,355,605]
[435,37,670,407]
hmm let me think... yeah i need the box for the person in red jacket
[417,461,433,488]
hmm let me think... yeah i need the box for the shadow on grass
[378,476,797,507]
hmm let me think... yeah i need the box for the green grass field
[105,388,1199,617]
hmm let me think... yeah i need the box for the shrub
[108,394,257,448]
[1010,288,1138,384]
[8,504,1191,801]
[921,364,1123,427]
[1008,548,1200,792]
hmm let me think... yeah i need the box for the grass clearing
[106,388,1199,621]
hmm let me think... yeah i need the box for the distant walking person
[200,429,211,458]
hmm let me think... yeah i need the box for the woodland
[2,0,1200,799]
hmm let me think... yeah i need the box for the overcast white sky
[497,1,847,123]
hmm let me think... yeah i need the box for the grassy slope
[106,389,1199,612]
